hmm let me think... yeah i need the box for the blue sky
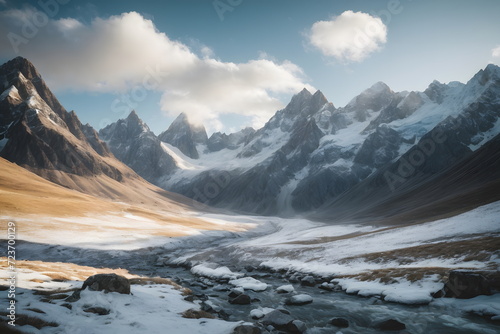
[1,0,500,135]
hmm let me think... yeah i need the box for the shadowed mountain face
[158,112,208,159]
[0,57,122,180]
[99,111,177,183]
[101,64,500,218]
[0,57,194,210]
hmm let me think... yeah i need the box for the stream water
[14,239,500,334]
[142,264,499,334]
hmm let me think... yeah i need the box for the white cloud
[0,9,313,131]
[492,45,500,58]
[308,10,387,63]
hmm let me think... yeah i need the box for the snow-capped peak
[368,81,391,93]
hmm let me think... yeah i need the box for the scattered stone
[444,270,491,299]
[375,319,406,331]
[200,278,215,286]
[250,307,275,320]
[61,303,72,310]
[276,284,295,294]
[232,324,262,334]
[218,309,231,320]
[261,310,295,330]
[319,282,335,291]
[261,310,306,333]
[330,317,349,328]
[182,308,215,319]
[300,275,316,287]
[194,293,208,301]
[228,287,245,298]
[83,306,110,316]
[214,285,230,292]
[245,265,255,273]
[201,300,221,313]
[82,274,130,294]
[285,294,313,306]
[287,319,307,333]
[230,277,268,292]
[190,281,208,289]
[183,295,195,302]
[229,294,251,305]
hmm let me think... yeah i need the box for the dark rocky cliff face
[99,111,177,183]
[0,57,122,181]
[158,112,208,159]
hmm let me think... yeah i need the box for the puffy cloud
[0,9,312,130]
[308,10,387,63]
[492,45,500,58]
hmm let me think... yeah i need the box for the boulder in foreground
[82,273,131,294]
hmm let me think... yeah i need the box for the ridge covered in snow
[102,64,500,216]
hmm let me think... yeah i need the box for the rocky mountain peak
[100,110,151,145]
[473,63,500,86]
[158,112,208,159]
[169,112,208,142]
[424,80,447,103]
[126,110,150,133]
[290,87,312,103]
[0,57,40,82]
[99,111,177,182]
[0,57,121,181]
[127,109,140,121]
[345,81,394,113]
[368,81,391,93]
[311,90,330,111]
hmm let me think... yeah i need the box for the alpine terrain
[1,57,499,334]
[101,64,500,220]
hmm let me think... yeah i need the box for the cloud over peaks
[308,10,387,63]
[0,9,313,131]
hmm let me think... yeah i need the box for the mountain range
[1,57,499,224]
[100,63,500,220]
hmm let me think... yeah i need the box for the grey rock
[300,275,316,287]
[232,325,262,334]
[82,274,130,294]
[261,310,295,329]
[374,319,406,331]
[285,294,313,306]
[229,294,251,305]
[330,317,349,328]
[444,270,492,299]
[83,306,110,315]
[287,320,307,333]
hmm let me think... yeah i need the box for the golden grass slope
[0,157,251,244]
